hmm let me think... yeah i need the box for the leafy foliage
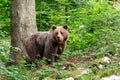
[0,0,10,38]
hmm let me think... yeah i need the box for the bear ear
[63,25,68,30]
[52,26,57,30]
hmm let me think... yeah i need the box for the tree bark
[10,0,37,65]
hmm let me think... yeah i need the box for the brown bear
[25,25,69,64]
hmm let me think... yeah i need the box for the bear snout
[56,36,61,42]
[56,36,64,44]
[57,36,60,40]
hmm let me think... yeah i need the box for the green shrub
[0,40,11,62]
[67,0,120,52]
[0,0,10,38]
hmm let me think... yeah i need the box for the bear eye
[61,32,63,35]
[56,32,58,35]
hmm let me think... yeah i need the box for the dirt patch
[67,51,96,64]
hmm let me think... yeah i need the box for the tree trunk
[10,0,37,65]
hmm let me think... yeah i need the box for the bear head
[51,25,69,44]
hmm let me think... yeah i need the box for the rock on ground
[101,75,120,80]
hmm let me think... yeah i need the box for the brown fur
[25,25,69,64]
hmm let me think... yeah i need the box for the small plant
[0,40,11,62]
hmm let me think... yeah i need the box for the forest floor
[0,39,120,80]
[29,50,120,80]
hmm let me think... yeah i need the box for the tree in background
[10,0,37,65]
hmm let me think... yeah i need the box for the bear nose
[57,36,60,40]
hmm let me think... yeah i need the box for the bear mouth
[56,37,60,41]
[57,40,63,44]
[56,39,60,43]
[55,37,63,44]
